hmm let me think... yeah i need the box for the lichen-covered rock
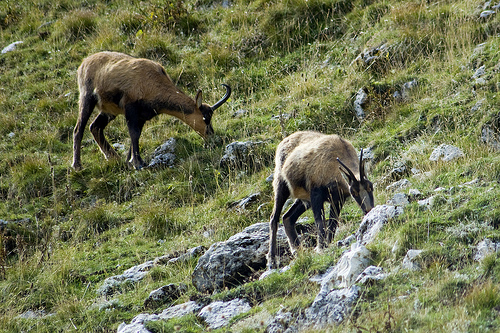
[356,204,404,245]
[143,283,187,309]
[429,144,464,162]
[192,222,290,293]
[198,299,252,330]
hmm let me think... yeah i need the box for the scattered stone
[429,144,464,162]
[354,88,368,120]
[471,98,486,112]
[198,299,252,330]
[97,261,154,297]
[386,179,411,192]
[1,41,23,54]
[472,65,486,79]
[417,195,439,210]
[264,309,295,333]
[481,125,500,151]
[232,109,248,118]
[474,239,500,261]
[355,266,387,285]
[387,193,409,207]
[402,249,424,271]
[117,301,203,333]
[480,10,496,19]
[144,283,187,309]
[408,189,422,200]
[219,140,265,168]
[166,245,206,265]
[228,192,261,211]
[147,138,176,168]
[302,286,360,330]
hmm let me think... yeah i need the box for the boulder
[198,299,252,330]
[147,138,176,168]
[429,144,464,162]
[402,249,424,271]
[143,283,187,309]
[192,222,290,293]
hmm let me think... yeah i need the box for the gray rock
[429,144,464,161]
[1,41,23,54]
[472,66,486,79]
[408,188,422,200]
[480,10,496,18]
[417,195,438,210]
[474,239,500,261]
[355,266,387,285]
[144,283,187,309]
[117,301,202,333]
[354,88,368,120]
[471,98,486,112]
[387,193,409,207]
[386,179,411,192]
[232,109,248,118]
[219,140,265,167]
[228,192,261,211]
[303,286,360,330]
[312,242,371,291]
[97,261,154,296]
[198,299,251,330]
[355,205,404,245]
[192,222,290,293]
[402,249,424,271]
[147,138,176,168]
[265,310,296,333]
[481,125,500,151]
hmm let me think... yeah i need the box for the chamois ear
[195,90,203,109]
[337,157,357,184]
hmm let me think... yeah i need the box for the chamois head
[194,83,231,138]
[337,149,374,214]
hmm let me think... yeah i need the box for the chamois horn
[211,84,231,111]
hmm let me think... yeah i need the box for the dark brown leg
[72,93,97,170]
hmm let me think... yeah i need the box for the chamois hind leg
[268,178,290,269]
[72,93,97,170]
[125,105,147,170]
[89,113,119,162]
[310,187,327,252]
[282,199,309,254]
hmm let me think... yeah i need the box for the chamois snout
[349,180,374,215]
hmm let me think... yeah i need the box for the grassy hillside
[1,0,500,331]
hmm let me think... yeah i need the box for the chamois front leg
[268,179,290,270]
[125,106,147,170]
[326,188,345,244]
[89,113,120,161]
[310,187,327,252]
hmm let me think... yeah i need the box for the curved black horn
[337,157,357,182]
[211,84,231,111]
[359,148,365,180]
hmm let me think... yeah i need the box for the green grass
[1,0,500,331]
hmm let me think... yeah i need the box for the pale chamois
[268,131,374,269]
[72,51,231,170]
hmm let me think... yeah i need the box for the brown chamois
[72,51,231,170]
[268,131,374,269]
